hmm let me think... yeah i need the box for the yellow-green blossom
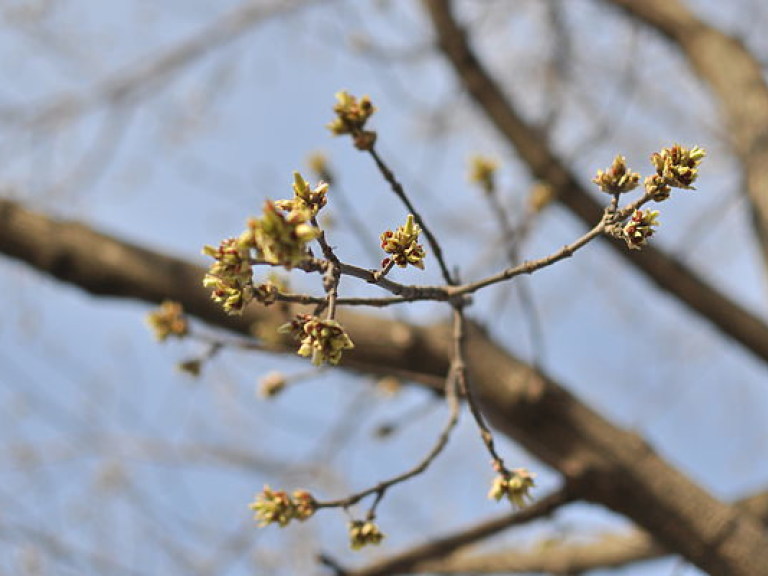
[644,173,672,202]
[146,300,188,341]
[622,209,660,250]
[348,520,385,550]
[650,144,706,190]
[202,238,254,315]
[250,486,315,527]
[592,155,640,195]
[327,91,376,136]
[468,155,498,194]
[292,490,315,521]
[243,201,319,269]
[380,214,426,270]
[488,468,536,508]
[273,172,328,220]
[279,314,354,366]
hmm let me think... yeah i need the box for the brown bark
[3,198,768,574]
[351,492,768,575]
[422,0,768,369]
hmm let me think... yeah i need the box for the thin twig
[0,0,320,130]
[451,306,507,471]
[299,258,452,301]
[483,188,546,367]
[313,321,462,513]
[318,553,349,576]
[255,190,651,307]
[344,487,575,576]
[449,189,656,298]
[316,167,383,265]
[368,146,455,285]
[312,217,342,319]
[273,291,414,308]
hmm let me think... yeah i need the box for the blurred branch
[604,0,768,272]
[422,0,768,367]
[0,521,145,576]
[3,197,768,574]
[343,487,574,576]
[1,438,292,475]
[0,0,318,131]
[366,490,768,574]
[390,532,662,574]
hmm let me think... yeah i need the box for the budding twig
[367,146,455,285]
[312,335,461,514]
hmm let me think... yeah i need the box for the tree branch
[602,0,768,271]
[360,491,768,575]
[422,0,768,367]
[343,488,575,576]
[0,0,317,130]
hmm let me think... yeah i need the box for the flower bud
[488,468,535,508]
[592,155,640,195]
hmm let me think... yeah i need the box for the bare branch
[422,0,768,367]
[603,0,768,270]
[0,0,319,131]
[345,488,575,576]
[374,490,768,575]
[315,312,462,514]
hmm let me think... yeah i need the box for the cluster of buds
[241,201,320,269]
[203,197,320,314]
[274,172,329,221]
[253,281,279,306]
[622,209,660,250]
[279,314,355,366]
[644,173,672,202]
[468,155,499,195]
[488,468,536,509]
[348,520,385,550]
[253,271,289,307]
[202,238,254,315]
[650,144,706,193]
[380,214,426,270]
[327,91,377,150]
[146,300,189,341]
[592,155,640,195]
[592,145,705,251]
[250,486,316,527]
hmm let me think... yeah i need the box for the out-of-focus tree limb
[385,533,662,575]
[341,488,576,576]
[422,0,768,367]
[0,439,293,475]
[351,491,768,575]
[604,0,768,273]
[3,198,768,574]
[0,0,318,131]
